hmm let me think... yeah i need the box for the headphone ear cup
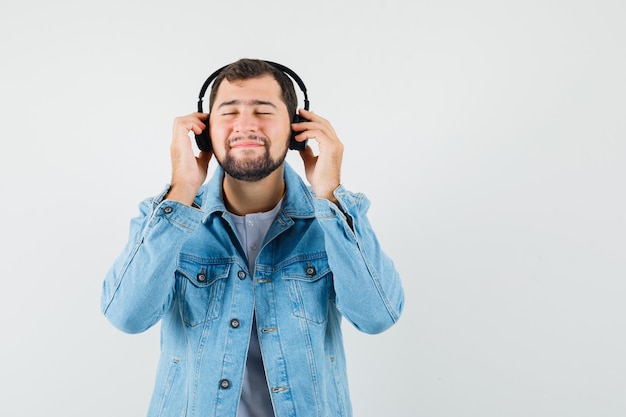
[194,116,212,152]
[289,114,308,151]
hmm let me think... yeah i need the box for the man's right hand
[166,113,212,206]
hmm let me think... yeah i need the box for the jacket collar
[201,162,316,222]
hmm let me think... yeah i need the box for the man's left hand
[292,109,344,203]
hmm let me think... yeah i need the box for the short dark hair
[208,58,298,117]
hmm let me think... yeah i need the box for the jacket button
[219,379,231,389]
[230,319,240,329]
[163,206,173,214]
[237,270,246,280]
[196,273,207,283]
[306,266,316,276]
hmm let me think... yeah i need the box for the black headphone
[194,61,310,152]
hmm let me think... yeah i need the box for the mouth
[227,135,267,150]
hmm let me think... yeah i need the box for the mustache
[226,134,268,148]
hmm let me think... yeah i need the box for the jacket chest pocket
[177,257,231,327]
[281,256,332,324]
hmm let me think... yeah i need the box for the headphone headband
[196,61,309,112]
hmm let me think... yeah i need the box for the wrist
[165,182,199,206]
[314,183,340,204]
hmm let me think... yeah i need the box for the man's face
[209,75,291,182]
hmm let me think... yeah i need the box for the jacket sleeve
[313,185,404,334]
[100,187,204,334]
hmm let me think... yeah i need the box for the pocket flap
[281,255,331,283]
[178,256,232,288]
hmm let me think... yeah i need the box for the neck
[222,165,286,215]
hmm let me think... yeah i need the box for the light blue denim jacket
[101,163,404,417]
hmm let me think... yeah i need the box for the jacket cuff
[312,185,359,226]
[149,185,204,232]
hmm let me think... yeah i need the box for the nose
[233,112,259,133]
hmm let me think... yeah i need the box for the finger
[299,144,317,170]
[291,119,309,132]
[175,116,206,136]
[188,122,204,135]
[298,108,321,120]
[299,143,315,159]
[292,131,316,147]
[191,113,209,132]
[293,128,325,143]
[293,116,334,136]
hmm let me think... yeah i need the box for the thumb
[299,145,318,182]
[198,150,212,169]
[299,145,315,166]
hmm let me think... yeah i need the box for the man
[101,58,404,417]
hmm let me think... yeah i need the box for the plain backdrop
[1,1,625,416]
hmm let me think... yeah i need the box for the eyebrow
[217,99,277,109]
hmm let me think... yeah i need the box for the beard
[216,134,289,182]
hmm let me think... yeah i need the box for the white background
[1,1,625,416]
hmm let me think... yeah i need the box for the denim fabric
[101,163,404,417]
